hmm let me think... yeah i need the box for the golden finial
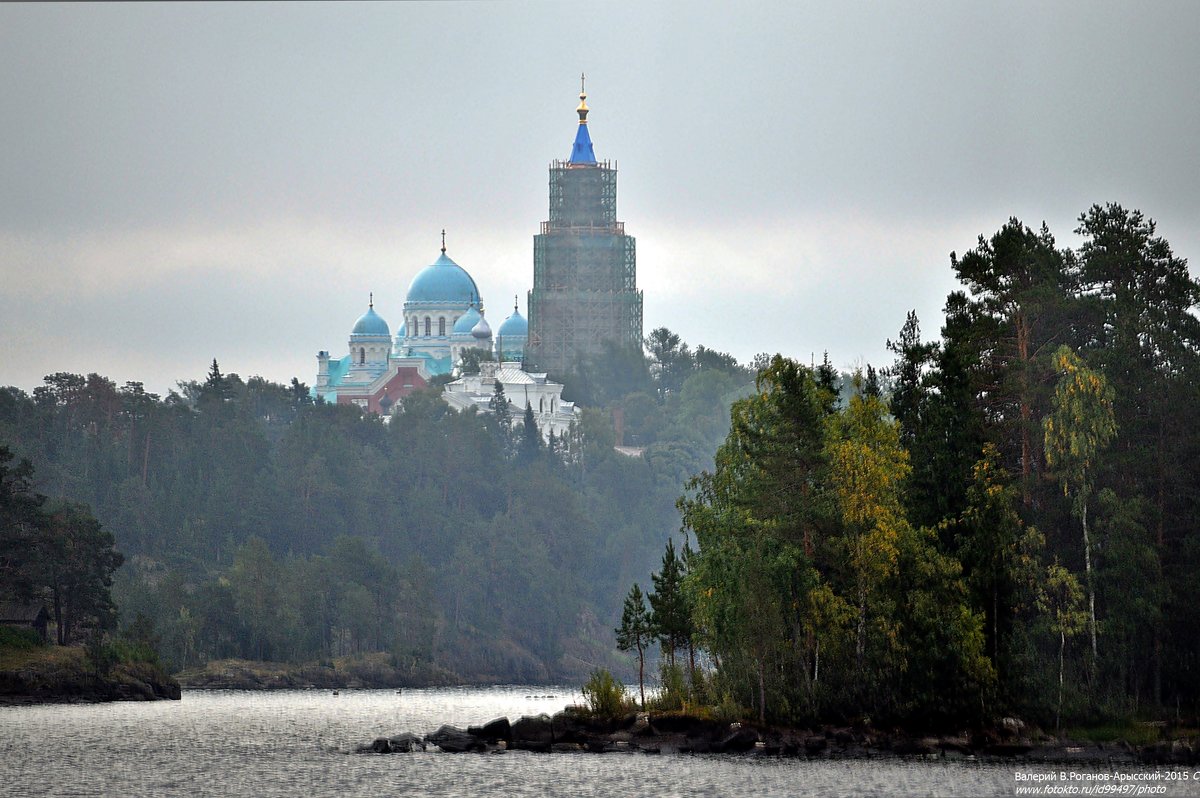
[577,72,589,124]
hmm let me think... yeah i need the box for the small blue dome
[497,308,528,338]
[397,322,406,338]
[453,305,481,334]
[406,251,481,305]
[351,305,390,337]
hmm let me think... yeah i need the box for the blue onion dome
[406,248,481,305]
[471,310,492,340]
[351,299,390,337]
[397,321,406,338]
[453,304,482,334]
[498,301,528,338]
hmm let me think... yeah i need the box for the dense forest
[0,333,753,683]
[655,204,1199,729]
[2,202,1197,731]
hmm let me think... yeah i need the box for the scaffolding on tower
[528,157,642,376]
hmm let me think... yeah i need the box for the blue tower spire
[569,73,597,165]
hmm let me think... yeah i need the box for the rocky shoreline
[359,708,1200,766]
[0,661,180,706]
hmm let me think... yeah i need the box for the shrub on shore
[582,668,630,719]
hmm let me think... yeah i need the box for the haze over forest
[2,2,1199,395]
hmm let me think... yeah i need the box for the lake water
[0,687,1192,797]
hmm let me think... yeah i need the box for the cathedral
[314,80,639,426]
[313,239,528,413]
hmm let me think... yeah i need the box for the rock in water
[388,732,425,753]
[511,714,553,752]
[468,716,512,743]
[425,725,484,753]
[714,725,761,753]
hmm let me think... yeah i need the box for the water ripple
[0,688,1183,798]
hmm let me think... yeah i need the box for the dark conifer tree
[648,538,690,667]
[616,583,652,709]
[518,402,541,461]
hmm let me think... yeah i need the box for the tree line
[0,447,123,646]
[621,204,1199,729]
[0,339,753,680]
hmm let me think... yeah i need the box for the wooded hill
[0,336,752,683]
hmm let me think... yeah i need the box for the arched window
[438,317,446,337]
[424,317,431,337]
[359,348,366,365]
[539,397,544,412]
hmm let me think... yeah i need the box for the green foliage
[616,583,652,708]
[488,380,511,428]
[1044,346,1116,489]
[649,662,688,712]
[1044,344,1116,666]
[0,449,123,648]
[518,402,541,461]
[581,668,628,719]
[561,340,655,408]
[1,351,716,682]
[951,219,1073,507]
[0,625,45,650]
[1040,559,1088,729]
[683,359,998,726]
[1064,721,1162,747]
[458,347,494,376]
[648,538,691,666]
[116,612,163,667]
[85,632,117,675]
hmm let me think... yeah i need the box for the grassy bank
[0,628,180,704]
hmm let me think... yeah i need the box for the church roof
[569,79,597,165]
[570,123,596,165]
[471,312,492,340]
[453,304,482,334]
[406,249,482,306]
[351,303,390,337]
[494,364,540,384]
[498,303,528,337]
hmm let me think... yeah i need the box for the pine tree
[204,358,230,400]
[648,538,690,667]
[519,402,541,461]
[950,219,1075,506]
[488,380,512,429]
[1074,203,1200,705]
[616,583,652,709]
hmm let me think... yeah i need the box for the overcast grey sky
[2,1,1197,396]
